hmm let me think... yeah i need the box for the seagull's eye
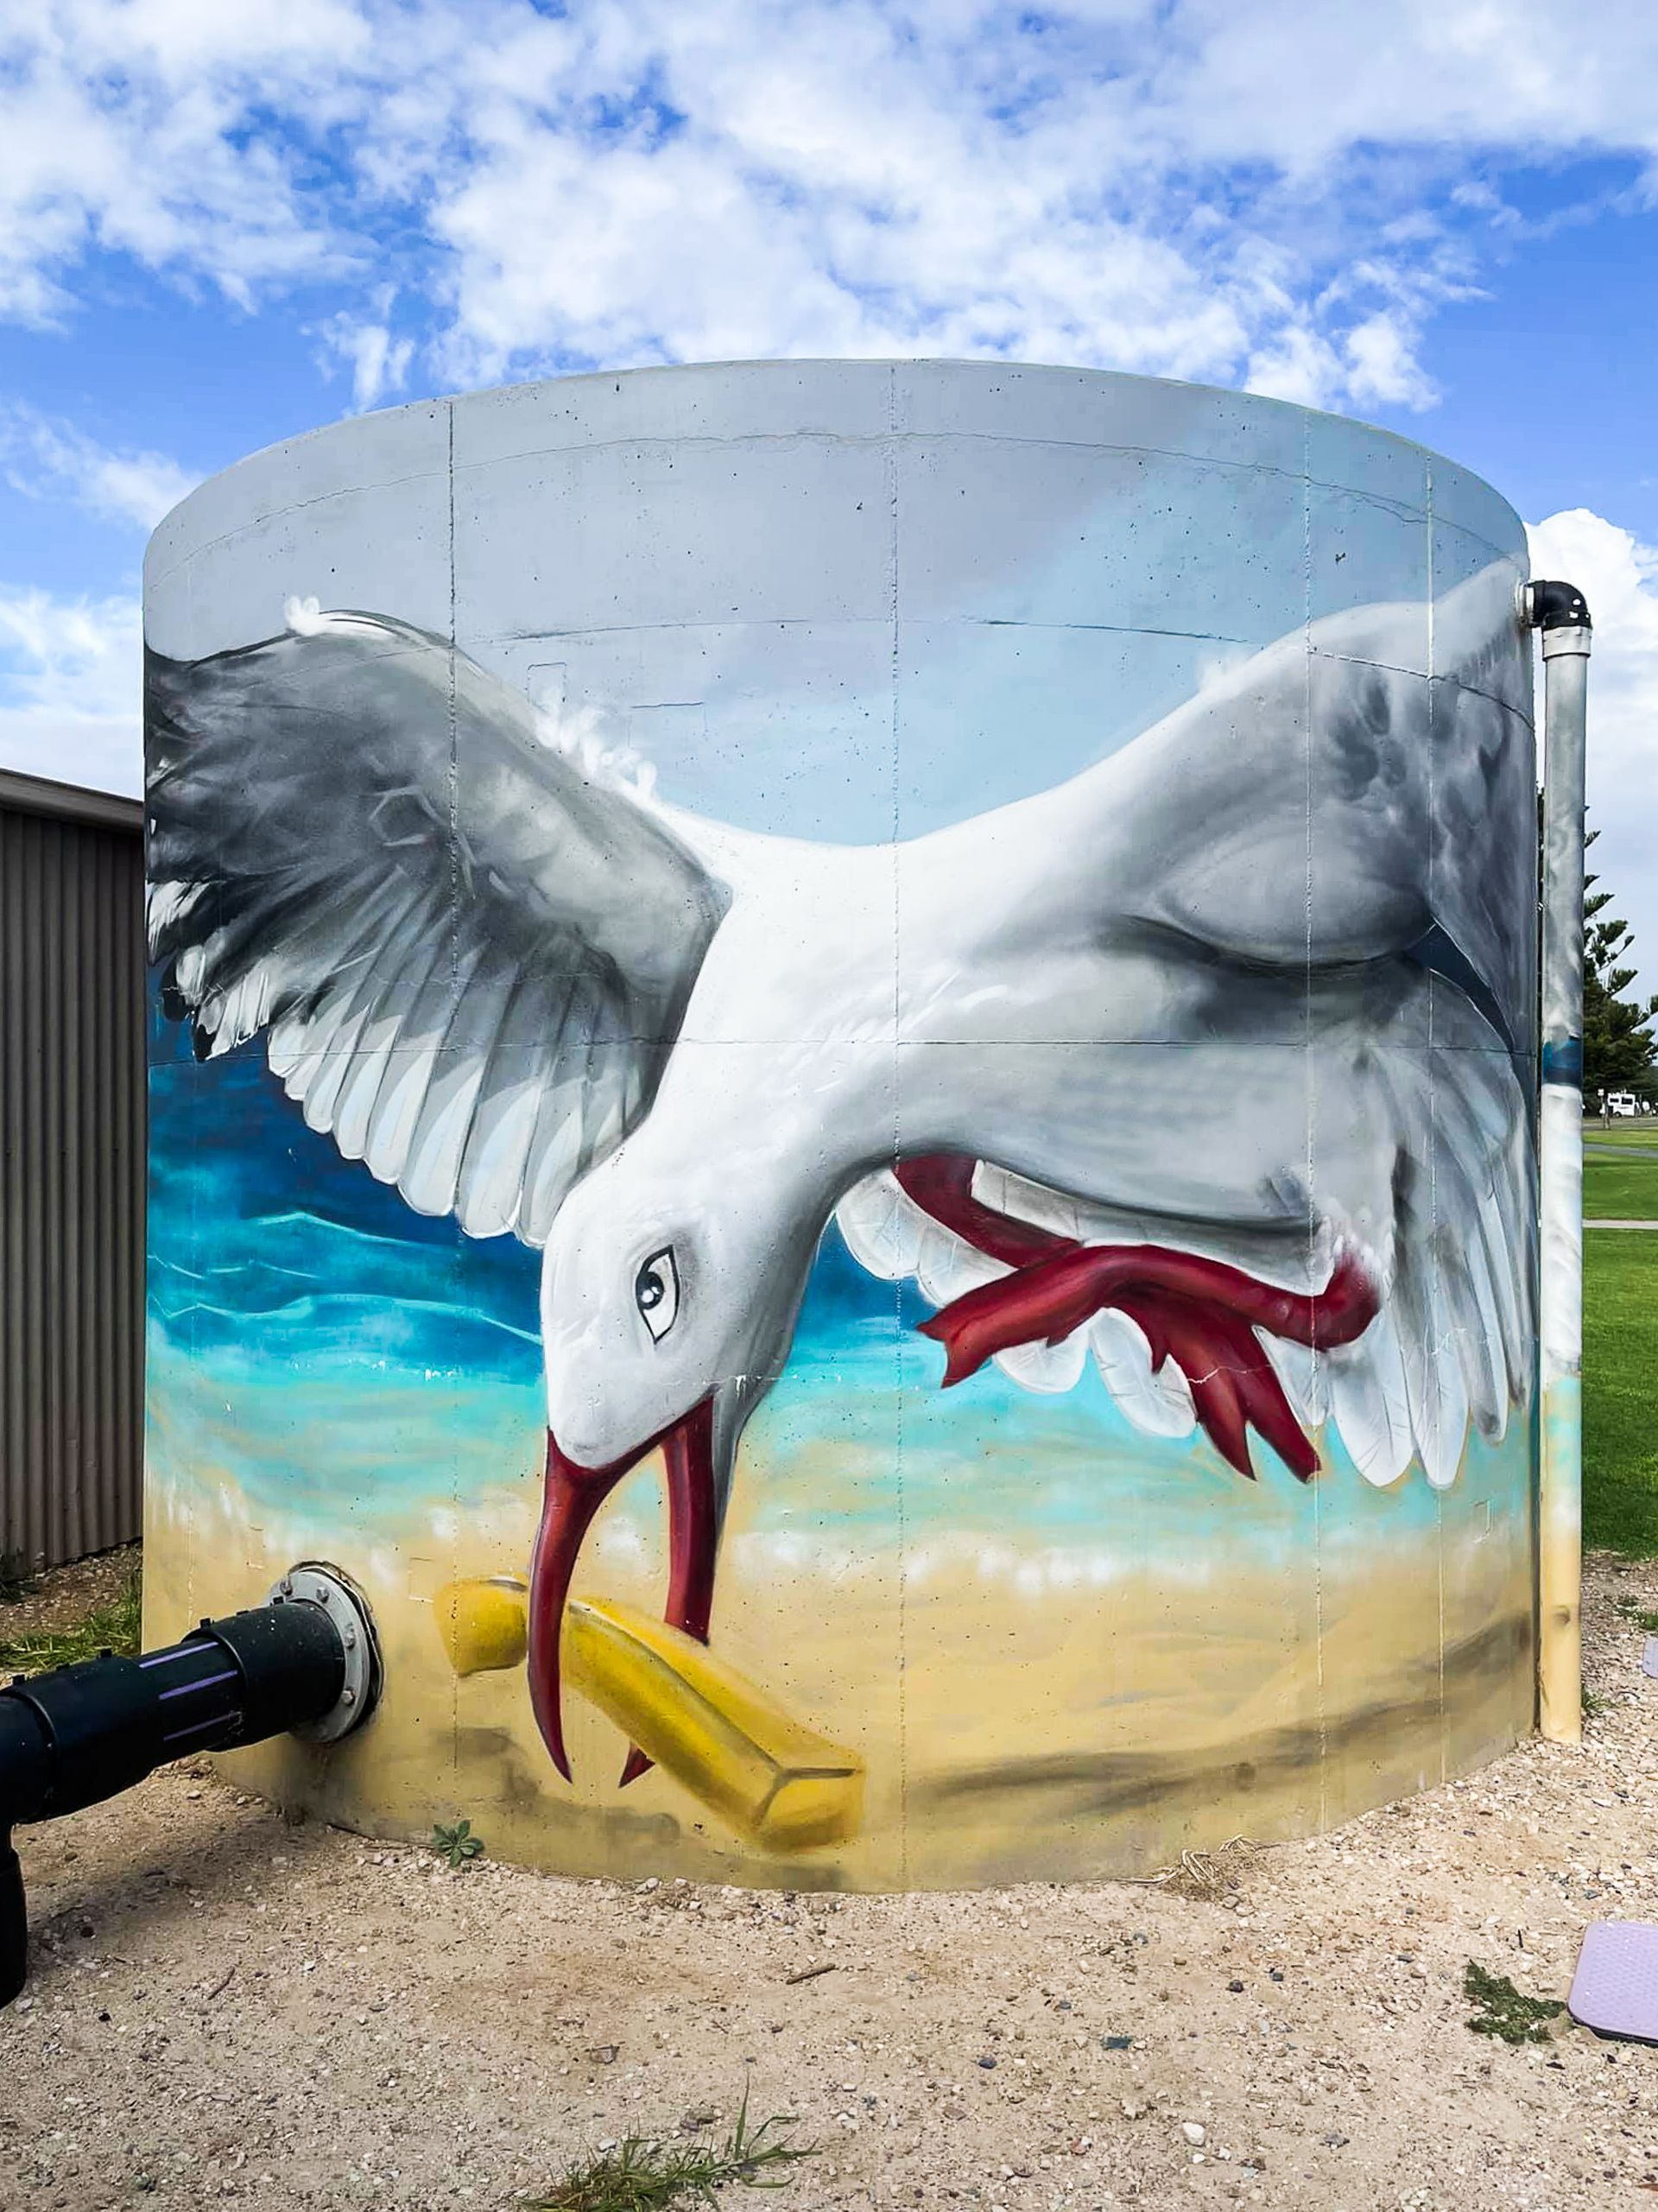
[634,1247,680,1344]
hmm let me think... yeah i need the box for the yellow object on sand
[564,1598,865,1852]
[433,1576,529,1676]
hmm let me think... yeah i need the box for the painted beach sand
[145,1062,1533,1891]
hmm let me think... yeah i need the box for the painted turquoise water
[148,1009,1523,1582]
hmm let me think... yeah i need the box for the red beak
[528,1395,718,1784]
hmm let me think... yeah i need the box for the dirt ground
[6,1556,1658,2212]
[0,1545,137,1638]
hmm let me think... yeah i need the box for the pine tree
[1582,830,1658,1106]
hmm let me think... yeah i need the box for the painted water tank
[143,361,1538,1890]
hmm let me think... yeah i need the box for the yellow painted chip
[433,1576,528,1676]
[564,1598,864,1852]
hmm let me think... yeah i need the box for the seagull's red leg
[895,1152,1379,1481]
[894,1154,1075,1268]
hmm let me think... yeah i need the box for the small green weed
[0,1568,141,1676]
[1583,1685,1609,1719]
[526,2099,814,2210]
[1463,1962,1565,2046]
[432,1817,484,1869]
[1612,1594,1658,1633]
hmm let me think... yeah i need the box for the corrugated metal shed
[0,768,145,1571]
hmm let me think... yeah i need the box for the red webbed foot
[917,1242,1377,1481]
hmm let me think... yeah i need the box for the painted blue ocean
[147,1003,1506,1575]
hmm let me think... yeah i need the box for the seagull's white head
[527,1134,824,1779]
[538,1154,738,1469]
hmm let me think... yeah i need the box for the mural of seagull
[146,561,1536,1783]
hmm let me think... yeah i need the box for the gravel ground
[5,1552,1658,2212]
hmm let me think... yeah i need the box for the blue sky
[3,0,1657,984]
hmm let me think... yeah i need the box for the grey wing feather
[1126,561,1535,1056]
[1308,561,1536,1056]
[146,610,730,1244]
[846,561,1536,1488]
[1325,1035,1535,1489]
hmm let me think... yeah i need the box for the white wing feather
[147,612,731,1245]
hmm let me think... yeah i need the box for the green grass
[1585,1231,1658,1556]
[1584,1153,1658,1220]
[525,2102,814,2211]
[1583,1122,1658,1149]
[0,1567,142,1676]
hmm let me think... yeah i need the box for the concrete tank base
[143,361,1539,1892]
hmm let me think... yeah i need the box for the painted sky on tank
[2,1,1657,979]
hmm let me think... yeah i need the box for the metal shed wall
[0,770,144,1570]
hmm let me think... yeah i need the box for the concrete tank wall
[142,361,1538,1890]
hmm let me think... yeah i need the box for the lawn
[1583,1150,1658,1220]
[1585,1229,1658,1555]
[1583,1122,1658,1148]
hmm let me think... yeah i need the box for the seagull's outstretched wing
[147,610,730,1245]
[840,560,1536,1491]
[1057,559,1535,1060]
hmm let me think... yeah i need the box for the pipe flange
[266,1562,382,1743]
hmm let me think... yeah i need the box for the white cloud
[1528,509,1658,1001]
[314,288,416,411]
[0,589,142,795]
[4,3,1658,414]
[418,3,1484,399]
[1244,324,1345,409]
[1340,312,1440,412]
[0,405,197,530]
[1148,2,1658,172]
[0,0,371,323]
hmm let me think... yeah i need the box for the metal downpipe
[1528,579,1592,1746]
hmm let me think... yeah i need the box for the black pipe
[0,1578,376,2008]
[1527,578,1592,633]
